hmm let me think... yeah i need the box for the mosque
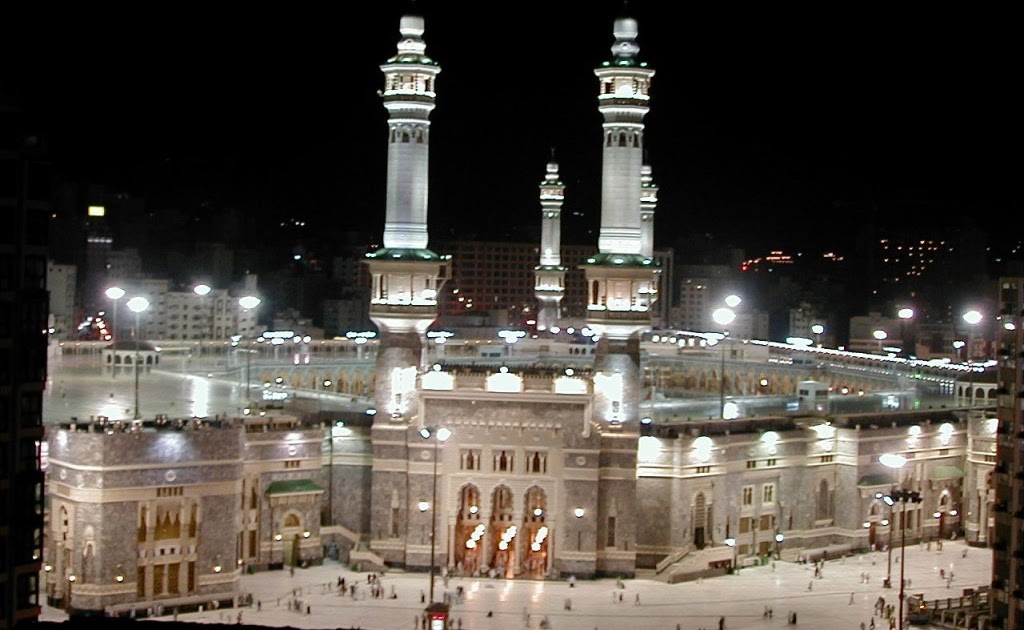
[42,11,991,617]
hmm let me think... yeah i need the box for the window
[765,459,777,467]
[742,486,754,506]
[762,483,774,504]
[746,460,757,469]
[527,451,547,474]
[494,450,513,472]
[820,455,834,463]
[461,449,481,471]
[607,516,616,547]
[695,466,710,474]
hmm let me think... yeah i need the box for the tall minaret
[582,15,659,347]
[365,13,450,566]
[366,13,450,420]
[534,157,567,331]
[581,14,657,579]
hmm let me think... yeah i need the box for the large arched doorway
[521,486,549,579]
[693,492,709,549]
[454,484,484,577]
[488,486,516,578]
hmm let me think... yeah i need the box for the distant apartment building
[107,274,262,342]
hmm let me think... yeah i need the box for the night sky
[7,2,1017,254]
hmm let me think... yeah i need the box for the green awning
[857,473,896,487]
[265,479,324,496]
[930,465,965,480]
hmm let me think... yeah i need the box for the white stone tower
[366,13,450,566]
[534,158,567,331]
[581,14,658,576]
[366,13,450,420]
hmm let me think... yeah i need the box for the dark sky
[8,2,1017,254]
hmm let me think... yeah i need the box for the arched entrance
[488,486,516,578]
[282,513,303,567]
[454,484,484,577]
[693,492,709,549]
[521,486,549,579]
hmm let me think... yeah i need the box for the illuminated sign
[87,205,106,217]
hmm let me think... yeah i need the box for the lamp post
[774,532,784,560]
[419,426,452,604]
[891,488,923,630]
[811,323,824,348]
[193,284,211,362]
[65,573,75,613]
[238,296,262,405]
[712,306,736,419]
[873,329,888,354]
[574,507,585,551]
[724,536,738,573]
[126,296,150,420]
[879,452,908,590]
[962,309,982,405]
[897,308,914,356]
[105,286,125,377]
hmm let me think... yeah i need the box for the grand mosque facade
[42,12,992,617]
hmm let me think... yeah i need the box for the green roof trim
[265,479,324,496]
[581,253,658,268]
[857,473,896,487]
[365,247,446,261]
[930,465,965,480]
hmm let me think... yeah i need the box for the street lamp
[774,532,784,560]
[873,329,888,354]
[105,286,125,378]
[712,307,736,419]
[879,452,907,590]
[811,323,824,348]
[126,296,150,420]
[962,309,982,405]
[65,573,76,613]
[891,488,923,630]
[238,296,262,404]
[419,426,452,605]
[193,284,211,361]
[724,536,739,573]
[897,308,915,356]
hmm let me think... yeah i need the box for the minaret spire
[582,15,659,343]
[365,12,451,417]
[534,156,567,331]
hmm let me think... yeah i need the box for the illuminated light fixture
[418,501,430,512]
[693,435,714,463]
[574,508,585,518]
[533,508,543,517]
[303,530,311,538]
[939,422,954,445]
[274,533,283,541]
[879,453,907,469]
[775,533,784,543]
[469,505,478,515]
[950,509,958,516]
[88,205,106,216]
[908,425,922,438]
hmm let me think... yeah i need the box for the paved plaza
[40,539,991,630]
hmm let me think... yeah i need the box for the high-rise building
[1,112,48,627]
[989,276,1024,629]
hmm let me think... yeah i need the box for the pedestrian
[860,622,866,630]
[719,616,725,630]
[807,580,813,591]
[870,618,875,630]
[257,600,261,612]
[850,592,855,605]
[634,592,640,606]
